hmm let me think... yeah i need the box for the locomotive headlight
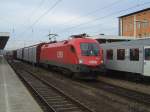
[101,60,103,63]
[79,59,83,64]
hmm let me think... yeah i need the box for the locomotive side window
[106,49,113,60]
[145,48,150,60]
[70,45,75,53]
[117,49,125,60]
[80,43,99,56]
[130,48,139,61]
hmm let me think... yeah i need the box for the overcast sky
[0,0,149,50]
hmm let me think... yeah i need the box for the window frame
[142,20,149,28]
[137,22,141,29]
[130,48,139,61]
[117,49,125,60]
[145,48,150,60]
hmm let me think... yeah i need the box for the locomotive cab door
[143,46,150,76]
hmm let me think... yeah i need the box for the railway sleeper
[52,103,74,107]
[47,98,66,101]
[55,106,79,111]
[48,100,68,104]
[45,96,62,99]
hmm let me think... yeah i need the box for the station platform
[0,56,43,112]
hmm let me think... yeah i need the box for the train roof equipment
[70,33,89,38]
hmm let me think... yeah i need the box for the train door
[143,46,150,76]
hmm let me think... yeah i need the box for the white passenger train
[101,38,150,77]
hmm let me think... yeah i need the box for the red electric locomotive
[39,34,104,79]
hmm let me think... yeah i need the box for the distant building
[119,8,150,38]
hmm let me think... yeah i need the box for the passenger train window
[117,49,125,60]
[145,48,150,60]
[130,48,139,61]
[106,49,113,60]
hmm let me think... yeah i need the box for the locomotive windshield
[80,43,99,56]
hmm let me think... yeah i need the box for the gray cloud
[0,0,149,50]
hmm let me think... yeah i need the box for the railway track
[10,60,150,112]
[81,81,150,106]
[21,62,150,105]
[12,63,95,112]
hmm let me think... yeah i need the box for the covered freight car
[17,48,23,60]
[21,43,45,64]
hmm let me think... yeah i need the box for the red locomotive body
[40,37,104,78]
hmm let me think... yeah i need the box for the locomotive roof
[42,37,98,47]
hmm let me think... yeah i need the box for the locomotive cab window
[117,49,125,60]
[106,49,113,60]
[130,48,139,61]
[145,48,150,60]
[80,43,99,56]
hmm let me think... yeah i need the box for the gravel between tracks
[98,76,150,95]
[11,60,150,112]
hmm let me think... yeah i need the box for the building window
[144,33,149,37]
[145,48,150,60]
[129,23,133,31]
[137,22,141,29]
[142,20,149,28]
[117,49,125,60]
[106,49,113,60]
[124,25,128,32]
[130,48,139,61]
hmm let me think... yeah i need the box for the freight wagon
[17,48,23,60]
[21,43,45,64]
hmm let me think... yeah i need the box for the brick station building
[119,8,150,38]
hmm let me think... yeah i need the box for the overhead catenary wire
[59,0,124,27]
[28,0,46,20]
[56,1,150,34]
[17,0,46,29]
[19,0,123,39]
[17,0,63,38]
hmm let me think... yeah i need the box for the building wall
[119,10,150,38]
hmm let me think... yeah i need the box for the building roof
[0,32,10,49]
[119,8,150,18]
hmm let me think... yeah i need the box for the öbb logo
[57,51,63,58]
